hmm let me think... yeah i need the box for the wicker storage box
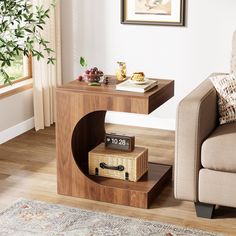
[89,143,148,182]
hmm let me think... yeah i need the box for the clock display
[105,133,135,152]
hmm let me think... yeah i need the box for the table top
[57,76,174,114]
[57,76,174,99]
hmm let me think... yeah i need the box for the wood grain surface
[57,76,174,114]
[56,77,174,208]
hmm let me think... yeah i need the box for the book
[116,79,158,93]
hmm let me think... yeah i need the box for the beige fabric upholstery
[199,169,236,208]
[174,79,218,202]
[202,122,236,172]
[231,31,236,74]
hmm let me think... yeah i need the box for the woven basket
[89,143,148,182]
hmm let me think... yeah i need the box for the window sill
[0,78,33,100]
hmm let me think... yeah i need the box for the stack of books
[116,79,158,93]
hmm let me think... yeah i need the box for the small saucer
[130,78,148,85]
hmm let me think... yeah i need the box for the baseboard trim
[105,112,175,131]
[0,117,35,144]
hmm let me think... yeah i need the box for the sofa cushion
[210,73,236,125]
[201,122,236,172]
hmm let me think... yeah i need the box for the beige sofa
[174,31,236,218]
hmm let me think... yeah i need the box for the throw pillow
[210,73,236,125]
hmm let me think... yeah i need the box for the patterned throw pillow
[231,30,236,74]
[210,73,236,125]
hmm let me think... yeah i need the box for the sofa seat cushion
[201,122,236,172]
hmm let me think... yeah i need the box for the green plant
[80,57,87,68]
[0,0,56,84]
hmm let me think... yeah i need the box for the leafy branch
[80,57,88,67]
[0,0,56,84]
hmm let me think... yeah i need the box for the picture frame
[121,0,185,26]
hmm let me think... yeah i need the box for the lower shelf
[88,163,172,208]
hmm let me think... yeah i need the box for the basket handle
[99,162,125,171]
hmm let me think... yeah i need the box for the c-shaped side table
[56,77,174,208]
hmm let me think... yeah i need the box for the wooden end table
[56,76,174,208]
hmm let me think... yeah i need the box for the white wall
[0,89,34,143]
[61,0,236,129]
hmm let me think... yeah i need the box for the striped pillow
[210,73,236,125]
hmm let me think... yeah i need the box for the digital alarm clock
[105,133,135,152]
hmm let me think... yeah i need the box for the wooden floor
[0,124,235,235]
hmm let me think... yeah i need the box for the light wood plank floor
[0,124,235,235]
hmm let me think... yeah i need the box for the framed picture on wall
[121,0,185,26]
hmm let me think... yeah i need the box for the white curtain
[33,0,62,131]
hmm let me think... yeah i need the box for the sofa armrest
[174,78,218,202]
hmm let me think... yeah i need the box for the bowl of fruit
[84,67,104,83]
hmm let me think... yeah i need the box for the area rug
[0,199,224,236]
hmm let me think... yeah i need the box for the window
[0,54,32,86]
[0,55,32,99]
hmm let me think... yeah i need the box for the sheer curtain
[32,0,62,131]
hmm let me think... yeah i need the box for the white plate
[130,78,148,85]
